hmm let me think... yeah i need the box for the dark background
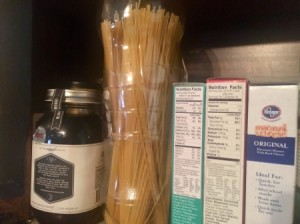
[0,0,32,222]
[184,0,300,47]
[32,0,300,111]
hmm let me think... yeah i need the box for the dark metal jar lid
[46,88,100,104]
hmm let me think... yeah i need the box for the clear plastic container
[99,1,185,223]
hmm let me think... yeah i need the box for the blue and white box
[171,83,206,224]
[245,84,298,224]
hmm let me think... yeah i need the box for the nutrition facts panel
[206,98,243,160]
[204,80,247,224]
[173,85,204,199]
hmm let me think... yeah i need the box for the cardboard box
[171,83,206,224]
[245,84,298,224]
[204,78,248,224]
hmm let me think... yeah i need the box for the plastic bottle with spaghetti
[99,0,185,223]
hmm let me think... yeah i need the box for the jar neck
[46,103,99,115]
[65,107,95,115]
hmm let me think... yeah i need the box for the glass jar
[31,83,107,224]
[99,1,185,223]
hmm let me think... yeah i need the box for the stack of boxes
[171,79,298,224]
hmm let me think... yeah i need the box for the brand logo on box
[262,105,281,121]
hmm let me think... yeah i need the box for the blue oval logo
[262,105,281,120]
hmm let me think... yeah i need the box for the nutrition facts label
[206,85,243,162]
[204,80,247,224]
[173,85,204,199]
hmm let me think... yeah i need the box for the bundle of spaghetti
[100,3,183,223]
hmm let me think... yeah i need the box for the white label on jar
[31,142,105,214]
